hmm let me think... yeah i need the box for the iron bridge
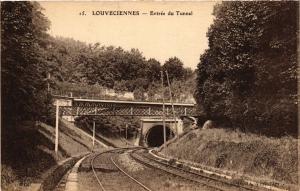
[57,98,197,117]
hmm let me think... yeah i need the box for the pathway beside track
[64,155,90,191]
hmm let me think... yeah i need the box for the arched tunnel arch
[145,125,175,147]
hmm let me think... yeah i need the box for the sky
[40,1,216,69]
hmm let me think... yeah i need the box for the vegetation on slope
[1,3,56,189]
[162,128,298,188]
[48,37,196,102]
[1,120,105,191]
[1,1,54,128]
[195,1,298,137]
[46,36,193,89]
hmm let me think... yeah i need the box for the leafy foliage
[48,38,157,90]
[1,2,52,125]
[163,57,186,82]
[48,36,195,102]
[196,1,298,136]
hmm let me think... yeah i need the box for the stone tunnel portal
[145,125,175,147]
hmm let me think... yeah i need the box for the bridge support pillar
[134,128,142,146]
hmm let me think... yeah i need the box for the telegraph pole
[125,124,128,140]
[55,101,59,155]
[161,71,166,149]
[165,70,178,139]
[92,121,95,150]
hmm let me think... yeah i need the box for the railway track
[90,148,152,191]
[83,147,267,191]
[129,148,262,191]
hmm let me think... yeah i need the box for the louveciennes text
[91,11,139,16]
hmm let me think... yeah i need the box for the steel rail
[90,148,128,191]
[129,150,225,191]
[140,152,258,191]
[90,147,147,191]
[143,155,256,191]
[110,156,153,191]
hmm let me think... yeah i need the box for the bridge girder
[60,105,196,117]
[56,98,197,117]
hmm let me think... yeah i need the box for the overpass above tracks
[53,96,197,117]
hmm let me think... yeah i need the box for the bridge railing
[59,105,197,117]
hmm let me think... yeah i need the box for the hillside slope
[161,128,298,189]
[1,120,106,191]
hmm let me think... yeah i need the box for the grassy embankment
[1,120,105,191]
[161,128,298,190]
[77,120,136,147]
[75,115,140,147]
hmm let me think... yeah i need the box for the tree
[184,67,193,80]
[1,2,51,125]
[163,57,185,82]
[196,1,298,136]
[145,58,161,82]
[45,36,89,83]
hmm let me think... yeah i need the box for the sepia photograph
[1,1,299,191]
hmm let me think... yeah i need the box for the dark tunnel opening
[146,125,174,147]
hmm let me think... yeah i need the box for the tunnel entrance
[146,125,175,147]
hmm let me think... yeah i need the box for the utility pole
[55,101,59,155]
[125,124,128,140]
[161,71,166,149]
[165,70,178,139]
[92,121,95,150]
